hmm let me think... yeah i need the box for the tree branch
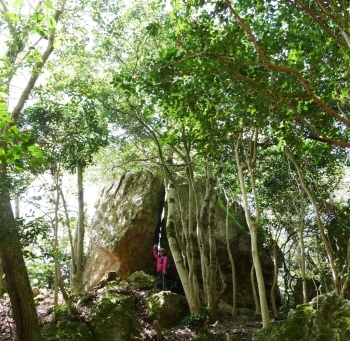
[225,0,350,128]
[10,0,67,123]
[292,0,343,46]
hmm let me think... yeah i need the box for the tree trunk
[341,237,350,298]
[146,119,201,316]
[60,189,75,286]
[250,263,260,314]
[224,190,237,316]
[53,170,61,305]
[0,3,66,338]
[270,238,279,318]
[72,164,85,294]
[285,147,340,295]
[166,180,200,315]
[207,163,218,320]
[0,165,43,341]
[299,189,308,303]
[235,130,270,327]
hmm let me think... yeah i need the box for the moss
[90,292,141,341]
[42,321,92,341]
[217,198,247,232]
[145,291,189,328]
[254,304,314,341]
[254,294,350,341]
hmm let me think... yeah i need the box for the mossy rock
[145,291,189,328]
[89,291,141,341]
[42,321,92,341]
[253,293,350,341]
[128,270,155,290]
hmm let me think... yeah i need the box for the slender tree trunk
[0,164,43,341]
[207,163,218,320]
[60,189,75,286]
[53,170,61,306]
[57,262,72,315]
[250,263,260,314]
[72,164,85,294]
[285,147,340,295]
[186,174,201,311]
[166,181,199,315]
[235,130,270,327]
[299,189,308,303]
[341,237,350,298]
[270,238,279,317]
[140,118,202,317]
[224,190,237,316]
[184,145,210,310]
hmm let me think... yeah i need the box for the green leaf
[44,0,55,10]
[28,145,44,158]
[47,17,56,29]
[4,12,20,24]
[33,13,44,22]
[12,0,24,8]
[0,102,8,111]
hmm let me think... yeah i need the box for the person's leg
[156,271,163,289]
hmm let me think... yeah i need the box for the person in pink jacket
[153,244,168,290]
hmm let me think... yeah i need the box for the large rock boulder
[253,293,350,341]
[89,290,141,341]
[83,171,276,310]
[145,290,189,328]
[83,171,164,289]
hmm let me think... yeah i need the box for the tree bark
[53,169,61,305]
[72,164,85,294]
[166,180,199,315]
[299,189,308,303]
[207,163,218,320]
[0,2,66,338]
[0,165,43,341]
[224,190,237,316]
[270,238,279,317]
[341,237,350,298]
[235,129,270,327]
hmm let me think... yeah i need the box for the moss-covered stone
[145,291,189,328]
[253,293,350,341]
[42,321,92,341]
[89,291,141,341]
[128,270,155,290]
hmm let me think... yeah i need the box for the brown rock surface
[82,171,275,310]
[83,171,165,289]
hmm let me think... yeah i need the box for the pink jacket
[152,248,168,273]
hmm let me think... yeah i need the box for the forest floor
[0,289,274,341]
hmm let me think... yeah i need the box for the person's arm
[152,244,159,259]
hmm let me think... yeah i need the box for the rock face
[253,293,350,341]
[83,171,275,310]
[83,171,165,289]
